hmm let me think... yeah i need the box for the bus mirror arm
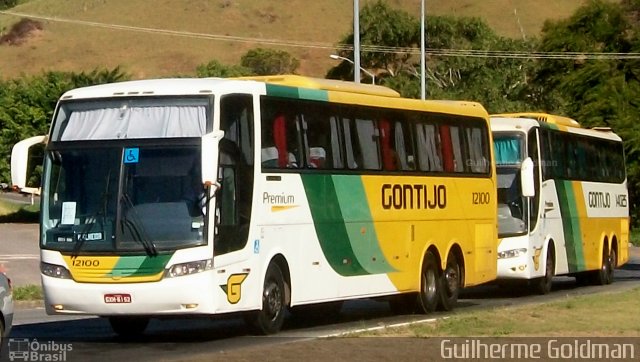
[520,157,535,198]
[201,130,225,186]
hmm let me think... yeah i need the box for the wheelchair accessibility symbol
[123,148,139,164]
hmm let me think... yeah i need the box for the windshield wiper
[72,170,112,257]
[120,193,158,257]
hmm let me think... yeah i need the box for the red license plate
[104,293,132,304]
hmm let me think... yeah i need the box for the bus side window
[416,122,442,172]
[379,118,397,171]
[394,120,415,171]
[302,107,333,169]
[439,125,455,173]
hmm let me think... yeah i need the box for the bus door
[214,95,255,255]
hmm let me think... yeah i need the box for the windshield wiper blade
[72,170,112,257]
[120,193,158,257]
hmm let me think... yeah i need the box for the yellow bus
[12,75,497,335]
[491,113,629,294]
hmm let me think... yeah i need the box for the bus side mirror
[201,130,225,188]
[11,135,47,192]
[521,157,535,198]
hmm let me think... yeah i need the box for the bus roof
[491,112,580,128]
[235,75,401,98]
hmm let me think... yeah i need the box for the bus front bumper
[41,271,222,316]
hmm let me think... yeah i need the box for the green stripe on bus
[301,174,366,276]
[265,84,299,98]
[332,175,395,274]
[109,254,172,277]
[555,180,586,272]
[302,174,394,276]
[265,84,329,101]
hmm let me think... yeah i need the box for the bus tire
[534,248,554,295]
[108,317,149,337]
[439,251,460,311]
[593,246,614,286]
[246,263,287,335]
[417,251,439,314]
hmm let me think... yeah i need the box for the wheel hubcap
[264,283,282,320]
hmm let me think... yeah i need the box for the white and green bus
[12,75,498,335]
[491,113,629,294]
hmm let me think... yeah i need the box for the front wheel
[416,251,440,314]
[108,317,149,337]
[245,263,287,335]
[534,248,554,295]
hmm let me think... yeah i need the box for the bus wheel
[417,251,439,314]
[108,317,149,337]
[439,252,460,311]
[534,248,554,295]
[247,263,287,335]
[593,246,614,285]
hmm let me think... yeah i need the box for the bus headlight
[41,262,72,279]
[166,259,213,278]
[497,248,527,259]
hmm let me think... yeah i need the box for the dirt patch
[1,18,44,46]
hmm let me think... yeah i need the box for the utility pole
[421,0,426,100]
[354,0,361,83]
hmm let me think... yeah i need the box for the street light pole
[330,54,375,84]
[421,0,426,100]
[354,0,361,84]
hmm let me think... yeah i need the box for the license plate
[104,293,132,304]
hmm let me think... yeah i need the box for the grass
[631,228,640,247]
[0,197,39,223]
[0,0,597,80]
[12,284,42,301]
[363,287,640,337]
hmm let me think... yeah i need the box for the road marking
[321,317,443,338]
[0,254,39,260]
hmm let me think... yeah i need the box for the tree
[240,48,299,75]
[533,0,640,225]
[196,59,252,78]
[0,67,130,184]
[327,0,418,83]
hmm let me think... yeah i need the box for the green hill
[0,0,606,79]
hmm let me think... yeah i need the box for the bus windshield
[494,133,527,235]
[41,144,206,254]
[40,95,211,254]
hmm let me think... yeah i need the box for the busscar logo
[7,338,73,361]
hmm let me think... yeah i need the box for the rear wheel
[245,263,287,335]
[593,246,614,285]
[439,252,460,311]
[416,251,439,314]
[534,248,554,294]
[108,317,149,337]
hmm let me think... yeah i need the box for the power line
[3,10,640,60]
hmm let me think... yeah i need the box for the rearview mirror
[201,130,225,187]
[520,157,535,198]
[11,135,47,192]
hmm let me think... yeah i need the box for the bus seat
[308,147,326,168]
